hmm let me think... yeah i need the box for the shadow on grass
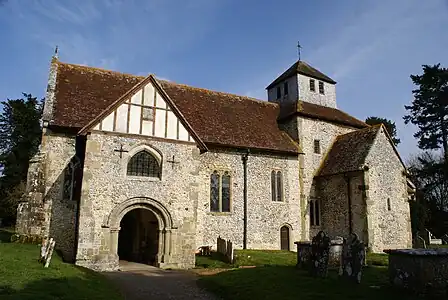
[0,276,122,300]
[198,265,434,300]
[195,251,232,269]
[0,228,13,243]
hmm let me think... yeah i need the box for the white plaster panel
[179,123,189,141]
[102,112,114,132]
[166,111,177,139]
[143,84,155,106]
[155,109,166,137]
[93,124,100,130]
[129,105,141,134]
[155,92,166,109]
[116,104,128,133]
[131,90,142,105]
[142,120,153,136]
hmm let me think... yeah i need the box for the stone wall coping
[384,248,448,256]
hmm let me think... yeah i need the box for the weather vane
[297,41,302,61]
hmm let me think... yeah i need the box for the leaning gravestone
[339,233,365,283]
[310,231,331,277]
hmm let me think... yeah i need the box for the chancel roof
[318,125,381,177]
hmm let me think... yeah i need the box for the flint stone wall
[366,128,412,252]
[196,149,301,250]
[75,131,301,271]
[295,117,354,239]
[76,133,200,271]
[16,130,78,262]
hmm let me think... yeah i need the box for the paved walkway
[103,261,219,300]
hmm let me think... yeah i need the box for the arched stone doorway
[118,208,159,265]
[105,197,174,269]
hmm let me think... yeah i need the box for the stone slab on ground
[104,261,219,300]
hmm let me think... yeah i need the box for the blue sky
[0,0,447,159]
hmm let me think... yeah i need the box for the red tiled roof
[278,100,368,129]
[51,61,300,154]
[266,60,336,89]
[53,62,144,128]
[318,126,381,176]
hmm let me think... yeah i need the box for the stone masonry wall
[317,173,366,241]
[76,133,201,271]
[296,117,355,240]
[365,128,412,252]
[42,131,78,262]
[297,74,337,108]
[16,128,78,262]
[196,150,301,251]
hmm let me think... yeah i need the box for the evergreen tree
[404,64,448,161]
[0,93,42,224]
[365,116,400,146]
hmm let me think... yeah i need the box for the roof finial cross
[297,41,302,61]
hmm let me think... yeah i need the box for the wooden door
[280,226,290,250]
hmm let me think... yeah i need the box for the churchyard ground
[195,250,438,300]
[0,228,123,300]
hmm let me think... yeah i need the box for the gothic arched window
[127,151,160,178]
[210,170,231,212]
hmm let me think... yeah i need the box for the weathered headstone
[44,239,56,268]
[339,233,365,283]
[414,232,427,249]
[310,231,331,277]
[39,237,49,263]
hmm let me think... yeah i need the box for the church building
[16,56,414,271]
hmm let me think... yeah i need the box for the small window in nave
[276,86,281,99]
[314,140,321,154]
[283,82,289,95]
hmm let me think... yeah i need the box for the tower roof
[266,60,336,89]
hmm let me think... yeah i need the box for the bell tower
[266,60,337,108]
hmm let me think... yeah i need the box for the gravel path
[103,261,219,300]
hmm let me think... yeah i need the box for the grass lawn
[0,228,122,300]
[196,250,427,300]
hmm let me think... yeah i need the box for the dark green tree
[365,116,400,146]
[0,93,42,224]
[404,64,448,162]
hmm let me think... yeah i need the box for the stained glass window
[271,171,276,202]
[210,170,231,212]
[127,151,160,177]
[221,172,231,212]
[210,171,220,212]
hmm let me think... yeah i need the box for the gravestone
[310,231,331,277]
[414,232,427,249]
[339,233,365,283]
